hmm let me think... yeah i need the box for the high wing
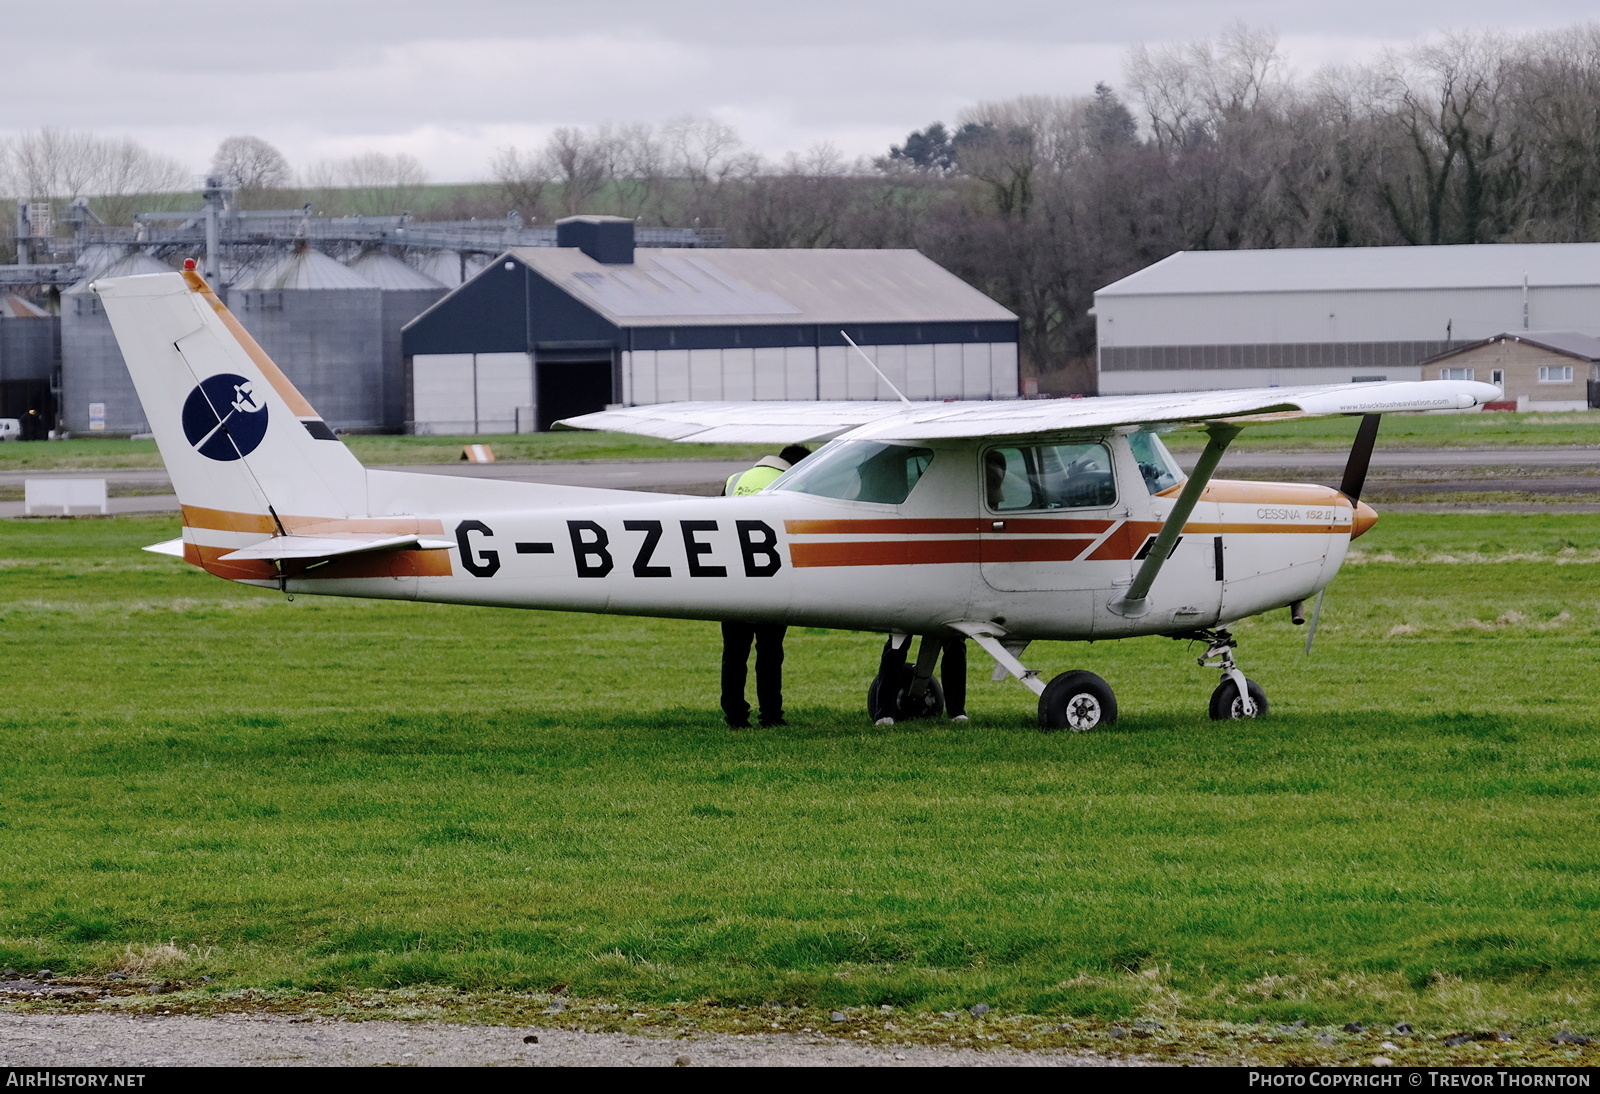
[558,380,1502,442]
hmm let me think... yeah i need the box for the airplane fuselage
[178,434,1362,641]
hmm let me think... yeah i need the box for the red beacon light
[183,258,197,270]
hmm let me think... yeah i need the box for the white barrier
[24,478,109,516]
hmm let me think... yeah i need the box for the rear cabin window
[1128,430,1185,494]
[773,441,935,505]
[984,442,1117,511]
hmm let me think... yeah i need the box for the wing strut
[1110,423,1241,618]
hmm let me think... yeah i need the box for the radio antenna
[840,330,912,406]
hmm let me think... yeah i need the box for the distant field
[2,511,1599,1046]
[2,409,1598,472]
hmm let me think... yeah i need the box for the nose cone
[1350,500,1379,540]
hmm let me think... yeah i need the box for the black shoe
[759,715,787,728]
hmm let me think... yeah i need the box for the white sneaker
[951,714,969,723]
[874,716,895,726]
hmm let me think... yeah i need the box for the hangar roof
[1099,243,1600,297]
[505,246,1016,327]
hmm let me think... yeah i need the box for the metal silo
[230,247,386,431]
[345,252,447,430]
[416,250,489,288]
[61,252,174,433]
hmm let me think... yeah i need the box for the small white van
[0,418,21,441]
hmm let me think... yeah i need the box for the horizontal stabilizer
[218,533,454,562]
[143,538,187,558]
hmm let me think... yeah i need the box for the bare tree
[2,128,188,226]
[490,145,551,219]
[304,151,428,216]
[542,127,612,216]
[211,135,292,196]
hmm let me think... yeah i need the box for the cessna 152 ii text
[96,268,1499,730]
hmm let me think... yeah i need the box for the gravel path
[0,1013,1131,1067]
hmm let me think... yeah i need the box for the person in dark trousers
[720,445,810,728]
[870,634,969,725]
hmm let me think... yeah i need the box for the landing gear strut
[1182,628,1268,720]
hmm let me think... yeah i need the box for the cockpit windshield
[771,441,935,505]
[1129,430,1185,494]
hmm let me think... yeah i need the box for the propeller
[1305,414,1382,655]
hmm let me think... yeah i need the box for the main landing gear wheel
[868,667,945,721]
[1209,677,1268,720]
[1038,670,1117,732]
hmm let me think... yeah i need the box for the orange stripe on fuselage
[188,542,452,581]
[786,518,982,535]
[180,505,444,536]
[790,539,983,568]
[181,268,318,418]
[1155,479,1355,507]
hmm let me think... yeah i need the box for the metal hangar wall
[1094,242,1600,396]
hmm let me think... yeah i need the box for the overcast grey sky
[5,0,1598,183]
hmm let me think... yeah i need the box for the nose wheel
[1186,628,1268,720]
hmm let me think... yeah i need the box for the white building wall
[474,353,533,433]
[933,343,964,396]
[873,344,908,400]
[411,353,475,434]
[818,345,849,399]
[688,349,722,400]
[784,346,817,399]
[961,343,992,398]
[412,352,535,434]
[656,350,690,402]
[903,344,935,399]
[722,347,755,400]
[751,347,786,399]
[605,341,1019,406]
[988,342,1019,398]
[1096,287,1548,348]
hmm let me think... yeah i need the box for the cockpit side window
[984,442,1117,511]
[1128,430,1186,494]
[773,440,935,505]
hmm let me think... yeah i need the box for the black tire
[1209,677,1268,720]
[867,667,945,721]
[1037,670,1117,732]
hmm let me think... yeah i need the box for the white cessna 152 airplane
[96,268,1499,730]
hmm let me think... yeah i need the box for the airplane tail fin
[96,269,371,571]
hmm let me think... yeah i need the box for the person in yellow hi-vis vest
[720,445,810,727]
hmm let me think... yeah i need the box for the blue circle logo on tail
[181,374,269,461]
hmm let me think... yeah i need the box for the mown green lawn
[2,512,1598,1031]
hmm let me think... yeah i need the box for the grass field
[3,408,1600,472]
[2,512,1599,1055]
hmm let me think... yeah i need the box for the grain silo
[416,250,489,288]
[61,251,174,433]
[229,247,386,430]
[345,252,447,430]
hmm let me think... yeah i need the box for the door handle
[991,520,1006,531]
